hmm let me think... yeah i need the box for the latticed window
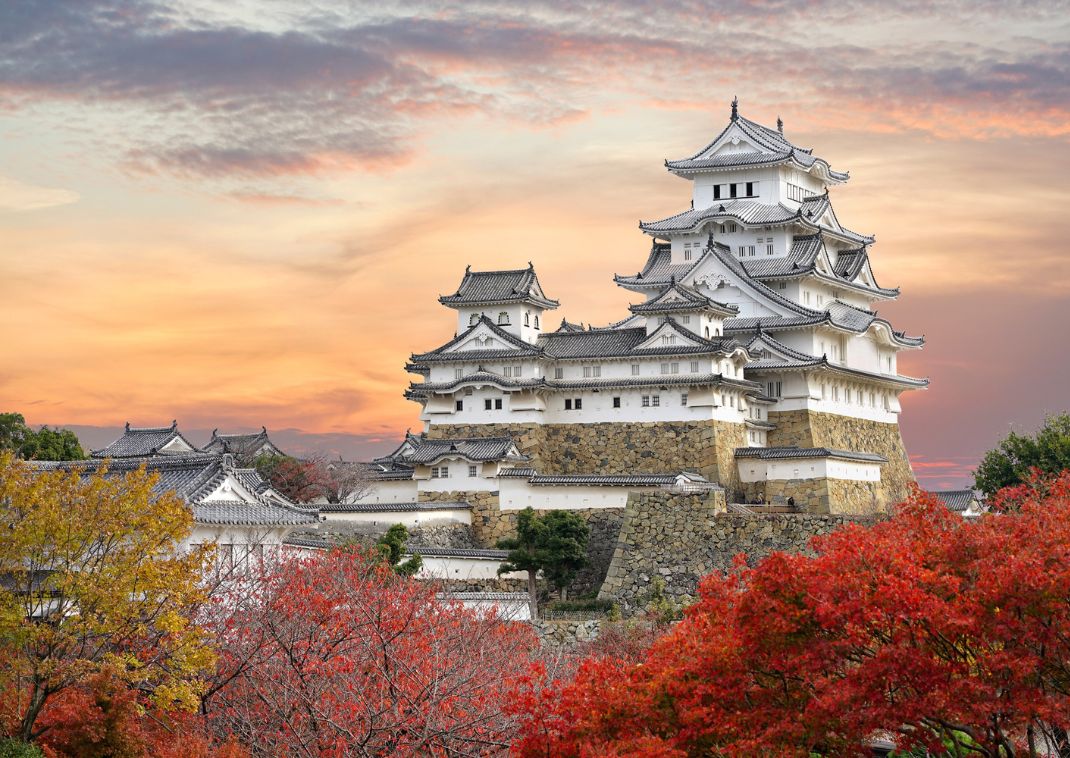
[498,312,510,325]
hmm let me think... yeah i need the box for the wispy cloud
[0,174,79,211]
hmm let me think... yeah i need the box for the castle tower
[404,101,927,512]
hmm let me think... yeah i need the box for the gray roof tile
[91,421,202,458]
[735,446,887,463]
[439,264,559,309]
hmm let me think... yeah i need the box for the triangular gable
[634,319,706,351]
[700,121,778,160]
[446,321,528,355]
[158,435,197,454]
[683,248,801,320]
[201,471,262,504]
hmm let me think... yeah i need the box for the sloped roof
[930,489,981,512]
[320,500,470,514]
[664,106,849,182]
[91,421,202,459]
[439,264,559,309]
[628,279,739,316]
[410,315,543,363]
[374,434,528,466]
[735,446,887,463]
[202,427,285,458]
[32,454,318,527]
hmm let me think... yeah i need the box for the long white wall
[499,478,632,510]
[322,508,471,529]
[738,457,882,483]
[415,555,524,582]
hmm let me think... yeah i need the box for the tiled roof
[665,111,849,182]
[409,547,510,559]
[405,370,543,397]
[283,535,331,550]
[538,323,738,360]
[735,446,887,463]
[33,454,319,526]
[554,318,586,333]
[439,264,559,309]
[91,421,202,459]
[628,280,739,316]
[410,315,543,363]
[374,435,526,466]
[528,472,713,487]
[202,427,285,457]
[827,300,878,332]
[930,489,981,512]
[320,501,470,513]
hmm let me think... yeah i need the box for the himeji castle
[387,99,927,517]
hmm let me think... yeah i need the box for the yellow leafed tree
[0,452,214,742]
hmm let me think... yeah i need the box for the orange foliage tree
[514,475,1070,757]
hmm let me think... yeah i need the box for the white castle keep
[386,99,926,518]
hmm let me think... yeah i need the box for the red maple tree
[203,545,539,756]
[514,474,1070,757]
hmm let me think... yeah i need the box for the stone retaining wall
[531,618,602,647]
[600,491,876,614]
[768,410,914,511]
[426,420,746,485]
[740,477,881,514]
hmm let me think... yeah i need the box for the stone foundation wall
[426,420,746,485]
[600,491,876,614]
[437,576,528,593]
[416,490,624,596]
[531,619,602,647]
[739,478,881,515]
[768,410,914,511]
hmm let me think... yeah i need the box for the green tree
[497,508,589,619]
[0,413,85,461]
[376,524,423,577]
[974,413,1070,496]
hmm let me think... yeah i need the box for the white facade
[738,456,883,484]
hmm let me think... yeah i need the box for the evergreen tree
[376,523,422,577]
[0,413,85,461]
[497,508,589,619]
[974,413,1070,496]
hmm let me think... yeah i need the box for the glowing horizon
[2,1,1068,491]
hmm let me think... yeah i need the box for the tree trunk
[560,585,568,601]
[20,684,47,743]
[527,570,538,620]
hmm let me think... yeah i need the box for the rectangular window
[747,245,756,257]
[730,395,736,408]
[746,181,755,196]
[575,398,582,410]
[456,400,464,411]
[484,399,492,410]
[641,395,650,407]
[631,363,640,376]
[454,368,463,380]
[730,183,738,198]
[767,381,782,398]
[713,184,721,200]
[554,367,564,379]
[582,365,601,378]
[690,361,699,373]
[565,399,573,410]
[612,397,621,408]
[681,314,690,324]
[431,466,449,479]
[680,393,688,406]
[495,398,503,410]
[664,335,676,345]
[804,291,811,305]
[660,362,669,374]
[652,395,661,407]
[738,245,745,258]
[670,362,679,374]
[503,366,512,377]
[766,243,774,255]
[468,465,477,477]
[514,365,522,377]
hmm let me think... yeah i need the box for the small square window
[641,395,650,407]
[631,364,640,376]
[454,368,463,380]
[680,393,688,406]
[468,465,477,477]
[494,398,503,410]
[484,399,492,410]
[554,367,564,379]
[690,361,699,373]
[455,400,463,411]
[612,397,621,408]
[565,399,573,410]
[575,398,583,410]
[652,395,661,407]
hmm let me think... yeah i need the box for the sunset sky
[2,1,1068,490]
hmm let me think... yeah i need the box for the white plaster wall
[354,479,418,504]
[322,508,471,529]
[738,457,881,483]
[454,305,547,344]
[415,556,524,582]
[448,594,531,621]
[499,478,632,510]
[417,460,497,492]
